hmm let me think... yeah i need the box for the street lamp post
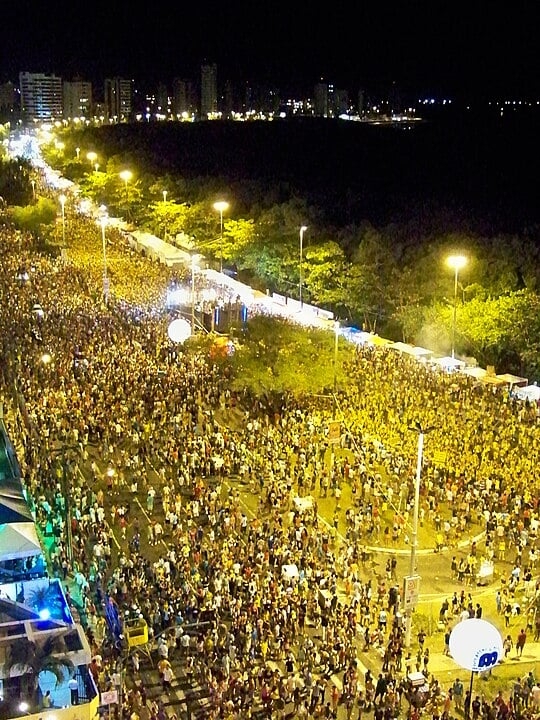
[333,320,339,401]
[86,151,97,168]
[299,225,307,308]
[162,190,167,203]
[404,422,435,648]
[191,254,196,333]
[213,201,229,274]
[59,194,66,247]
[52,444,80,564]
[447,255,467,359]
[31,179,36,200]
[100,213,109,305]
[119,170,133,217]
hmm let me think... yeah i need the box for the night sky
[2,1,538,97]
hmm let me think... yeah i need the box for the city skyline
[1,1,538,100]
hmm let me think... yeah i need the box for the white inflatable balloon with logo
[449,619,503,672]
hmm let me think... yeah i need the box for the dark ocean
[96,107,540,236]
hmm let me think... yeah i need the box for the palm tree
[26,583,66,618]
[5,635,74,706]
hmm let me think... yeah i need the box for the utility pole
[404,422,435,647]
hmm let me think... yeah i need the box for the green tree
[347,227,397,332]
[301,241,349,312]
[9,198,57,235]
[229,315,353,396]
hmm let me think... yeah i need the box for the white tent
[514,385,540,402]
[463,366,487,379]
[432,356,466,370]
[0,522,42,561]
[389,342,432,358]
[127,230,192,267]
[496,373,528,388]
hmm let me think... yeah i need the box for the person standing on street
[516,628,527,657]
[453,678,464,712]
[443,629,451,656]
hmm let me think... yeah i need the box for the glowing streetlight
[191,254,196,333]
[333,320,339,399]
[75,146,80,160]
[213,200,229,273]
[120,170,133,216]
[59,194,66,247]
[299,225,307,308]
[447,255,467,359]
[404,421,435,648]
[86,151,97,167]
[30,178,36,200]
[162,190,168,203]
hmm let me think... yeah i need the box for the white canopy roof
[463,366,488,379]
[496,373,528,387]
[432,356,466,369]
[0,522,42,561]
[389,342,432,357]
[514,385,540,402]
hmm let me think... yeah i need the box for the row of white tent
[339,328,540,402]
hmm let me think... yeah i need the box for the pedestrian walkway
[426,640,540,677]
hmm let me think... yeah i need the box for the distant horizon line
[4,69,540,105]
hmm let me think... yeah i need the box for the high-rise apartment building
[313,81,329,117]
[333,89,350,116]
[63,78,93,119]
[104,77,132,121]
[172,78,198,118]
[19,72,63,121]
[200,63,217,118]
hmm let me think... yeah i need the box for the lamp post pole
[333,320,339,403]
[213,201,229,274]
[59,194,66,247]
[452,266,459,359]
[101,215,109,305]
[404,422,435,647]
[191,255,196,333]
[219,209,223,273]
[53,444,80,564]
[299,225,307,308]
[119,170,132,218]
[447,255,467,359]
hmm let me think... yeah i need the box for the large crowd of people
[0,218,539,720]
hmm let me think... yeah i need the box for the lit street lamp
[191,254,196,333]
[120,170,133,217]
[447,255,467,359]
[333,320,339,399]
[299,225,307,308]
[86,151,97,168]
[59,194,66,247]
[100,212,109,305]
[213,200,229,273]
[51,444,81,563]
[162,190,168,203]
[404,421,435,648]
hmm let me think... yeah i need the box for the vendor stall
[477,559,494,586]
